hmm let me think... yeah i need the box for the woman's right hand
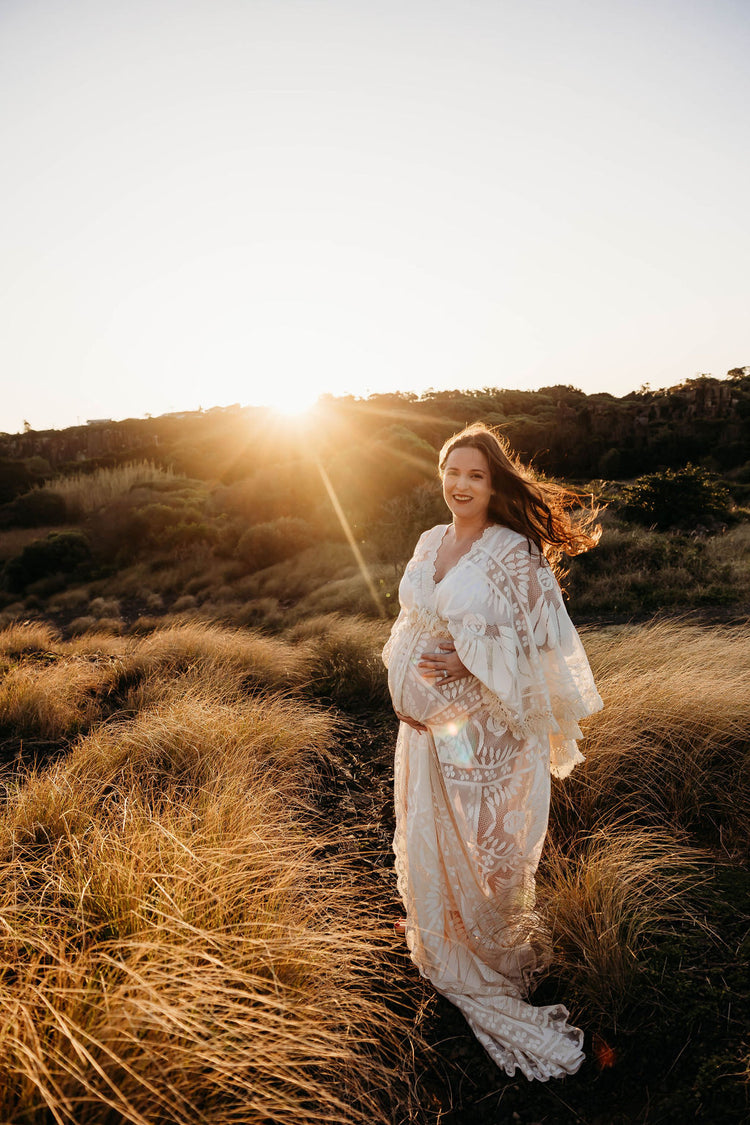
[395,711,428,733]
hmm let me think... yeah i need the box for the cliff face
[0,420,161,467]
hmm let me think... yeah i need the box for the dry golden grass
[127,614,166,634]
[706,521,750,599]
[65,632,130,658]
[62,690,334,800]
[106,550,234,600]
[0,658,111,738]
[706,519,750,562]
[34,461,177,518]
[1,612,745,1116]
[289,567,395,620]
[112,621,310,699]
[172,593,198,611]
[0,620,314,742]
[0,619,61,657]
[0,690,413,1124]
[68,614,100,635]
[237,543,359,602]
[555,619,750,848]
[92,616,125,635]
[207,597,286,633]
[48,586,91,611]
[537,826,706,1028]
[286,613,392,708]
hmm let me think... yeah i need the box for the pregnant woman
[383,423,603,1081]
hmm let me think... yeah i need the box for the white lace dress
[382,524,603,1081]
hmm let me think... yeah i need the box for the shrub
[0,458,32,504]
[0,488,68,527]
[88,596,121,617]
[234,597,285,631]
[618,465,732,530]
[237,543,361,604]
[3,530,93,593]
[236,517,316,571]
[369,482,445,571]
[289,568,396,620]
[88,490,217,562]
[173,594,198,611]
[209,462,327,527]
[597,447,623,478]
[47,586,90,611]
[566,524,736,614]
[90,616,124,635]
[127,615,163,634]
[87,494,214,565]
[68,615,99,636]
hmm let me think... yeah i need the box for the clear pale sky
[1,0,748,433]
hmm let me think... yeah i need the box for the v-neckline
[431,523,493,587]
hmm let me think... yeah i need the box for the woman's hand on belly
[394,710,428,733]
[417,642,469,686]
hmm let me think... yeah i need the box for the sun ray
[315,461,385,618]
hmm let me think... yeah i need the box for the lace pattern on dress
[383,522,597,1079]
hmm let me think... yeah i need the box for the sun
[268,392,318,417]
[256,379,321,418]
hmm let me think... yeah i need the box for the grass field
[0,456,748,1121]
[0,614,748,1123]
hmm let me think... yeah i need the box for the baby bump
[389,630,481,728]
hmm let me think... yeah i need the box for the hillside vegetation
[0,376,748,1122]
[0,376,748,634]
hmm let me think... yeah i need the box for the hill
[2,369,749,492]
[0,373,748,1121]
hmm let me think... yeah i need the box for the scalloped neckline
[431,523,495,587]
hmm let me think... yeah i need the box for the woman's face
[441,446,493,523]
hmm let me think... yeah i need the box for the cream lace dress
[382,524,603,1081]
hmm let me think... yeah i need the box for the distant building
[85,418,112,425]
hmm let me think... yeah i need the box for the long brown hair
[439,423,601,572]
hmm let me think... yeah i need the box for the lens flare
[316,461,385,617]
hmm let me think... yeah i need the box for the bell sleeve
[443,536,602,778]
[382,528,433,671]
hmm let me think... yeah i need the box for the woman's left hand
[417,642,469,685]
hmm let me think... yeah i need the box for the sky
[1,0,748,434]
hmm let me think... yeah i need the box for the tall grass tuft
[0,619,61,657]
[62,690,335,801]
[0,681,416,1122]
[0,621,317,744]
[111,620,311,701]
[537,826,706,1028]
[34,461,177,519]
[286,613,392,708]
[0,659,111,738]
[554,620,750,850]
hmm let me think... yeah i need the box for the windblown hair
[439,423,601,573]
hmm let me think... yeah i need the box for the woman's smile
[441,447,493,523]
